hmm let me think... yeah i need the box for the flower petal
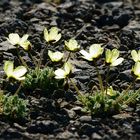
[48,50,53,58]
[138,50,140,61]
[44,28,49,42]
[3,61,14,78]
[105,49,112,63]
[54,33,61,43]
[131,50,139,62]
[7,33,20,45]
[133,62,140,76]
[64,62,71,75]
[49,27,61,42]
[20,41,30,51]
[106,86,116,96]
[48,50,63,62]
[65,39,80,52]
[111,49,119,63]
[14,76,26,81]
[20,34,29,43]
[89,44,103,58]
[12,66,27,80]
[54,69,66,79]
[80,50,93,61]
[110,58,124,66]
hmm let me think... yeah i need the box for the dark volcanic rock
[1,0,140,140]
[27,120,58,134]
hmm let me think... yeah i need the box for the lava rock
[27,120,58,134]
[79,124,100,136]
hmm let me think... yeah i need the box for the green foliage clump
[78,89,140,116]
[78,89,140,117]
[24,67,61,92]
[79,93,120,116]
[0,94,28,119]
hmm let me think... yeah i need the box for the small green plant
[76,47,140,115]
[23,67,61,92]
[80,90,120,115]
[0,94,28,119]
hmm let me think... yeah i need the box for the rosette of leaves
[79,88,140,116]
[24,67,62,92]
[0,94,28,119]
[79,92,121,116]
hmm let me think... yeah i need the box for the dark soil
[1,0,140,139]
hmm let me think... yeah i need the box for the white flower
[131,50,140,62]
[54,62,72,79]
[80,44,103,61]
[7,33,30,51]
[44,27,61,43]
[105,49,124,66]
[106,86,117,96]
[4,61,27,81]
[132,62,140,80]
[65,38,80,52]
[48,50,64,62]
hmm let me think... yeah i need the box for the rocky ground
[1,0,140,139]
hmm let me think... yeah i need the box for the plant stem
[105,65,110,95]
[123,78,137,105]
[65,52,71,62]
[69,78,82,97]
[74,23,90,39]
[16,47,28,68]
[115,82,133,104]
[69,78,87,104]
[38,44,48,68]
[133,78,136,93]
[124,89,140,105]
[14,82,22,95]
[93,60,104,94]
[28,51,38,67]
